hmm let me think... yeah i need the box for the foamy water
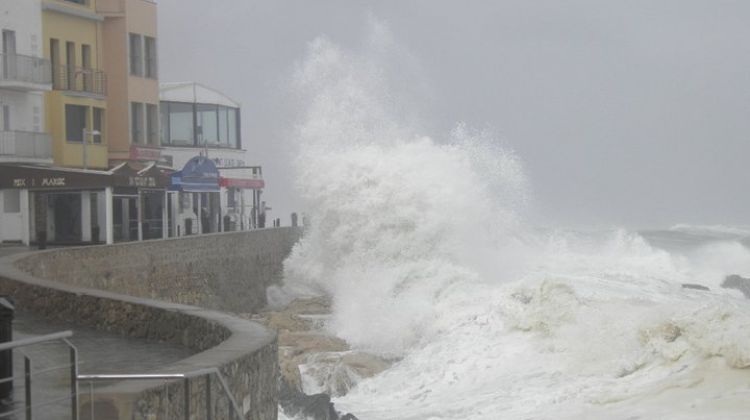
[280,25,750,420]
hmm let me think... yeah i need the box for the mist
[158,0,750,228]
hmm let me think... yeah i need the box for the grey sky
[158,0,750,228]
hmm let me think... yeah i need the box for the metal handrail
[78,367,244,420]
[0,331,72,352]
[52,64,107,96]
[0,53,52,85]
[0,330,79,420]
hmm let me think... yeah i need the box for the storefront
[0,163,170,245]
[168,155,221,237]
[219,166,265,231]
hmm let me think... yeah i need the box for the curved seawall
[0,228,302,420]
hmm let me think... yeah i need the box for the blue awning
[168,156,220,192]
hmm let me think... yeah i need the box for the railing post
[24,356,31,420]
[183,378,190,420]
[69,343,79,420]
[89,381,94,420]
[205,374,212,420]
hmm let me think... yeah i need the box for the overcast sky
[158,0,750,229]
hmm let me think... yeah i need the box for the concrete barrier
[0,228,303,420]
[16,227,302,314]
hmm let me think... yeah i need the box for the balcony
[95,0,125,16]
[0,53,52,91]
[0,131,53,162]
[52,65,107,97]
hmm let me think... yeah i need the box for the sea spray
[280,24,750,420]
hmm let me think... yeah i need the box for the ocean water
[280,28,750,420]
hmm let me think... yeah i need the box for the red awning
[219,177,264,189]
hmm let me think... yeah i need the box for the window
[129,34,142,76]
[144,36,157,78]
[50,39,60,86]
[228,107,239,148]
[227,188,237,208]
[93,107,104,143]
[1,105,9,131]
[196,103,218,145]
[65,104,87,142]
[131,102,143,144]
[81,44,92,91]
[160,102,170,145]
[168,102,194,145]
[3,190,20,213]
[146,104,158,145]
[63,0,87,4]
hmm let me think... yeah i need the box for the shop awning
[168,156,220,192]
[0,163,172,190]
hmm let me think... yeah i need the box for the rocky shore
[242,297,392,420]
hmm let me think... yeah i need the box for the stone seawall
[0,228,303,420]
[16,227,302,313]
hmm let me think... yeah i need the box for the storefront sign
[211,157,246,168]
[0,165,111,190]
[129,146,162,161]
[128,176,157,187]
[219,177,265,189]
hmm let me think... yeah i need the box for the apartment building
[97,0,160,165]
[43,0,108,169]
[0,0,53,243]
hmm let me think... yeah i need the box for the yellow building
[42,0,108,169]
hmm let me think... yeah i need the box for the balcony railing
[0,130,53,160]
[52,65,107,96]
[0,53,52,87]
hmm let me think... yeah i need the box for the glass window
[1,105,9,131]
[131,102,143,144]
[129,33,142,76]
[144,37,157,78]
[228,108,239,148]
[160,102,170,145]
[168,102,194,145]
[146,104,158,145]
[3,190,20,213]
[218,106,229,147]
[93,107,104,143]
[196,103,218,145]
[65,104,86,142]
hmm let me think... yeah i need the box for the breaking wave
[281,23,750,420]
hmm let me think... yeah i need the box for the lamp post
[81,129,100,170]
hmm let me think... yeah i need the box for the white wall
[0,0,44,58]
[0,0,46,133]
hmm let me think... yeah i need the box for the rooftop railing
[0,130,53,160]
[0,53,52,87]
[52,65,107,96]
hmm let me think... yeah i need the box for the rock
[280,377,358,420]
[681,283,710,291]
[722,275,750,298]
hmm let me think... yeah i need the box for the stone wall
[16,227,302,313]
[0,228,303,420]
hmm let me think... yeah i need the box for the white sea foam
[281,25,750,420]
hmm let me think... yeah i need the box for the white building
[159,82,264,237]
[0,0,53,243]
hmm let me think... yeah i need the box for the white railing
[0,131,53,159]
[0,53,52,86]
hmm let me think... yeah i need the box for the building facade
[43,0,108,169]
[160,82,264,237]
[0,0,53,243]
[97,0,160,166]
